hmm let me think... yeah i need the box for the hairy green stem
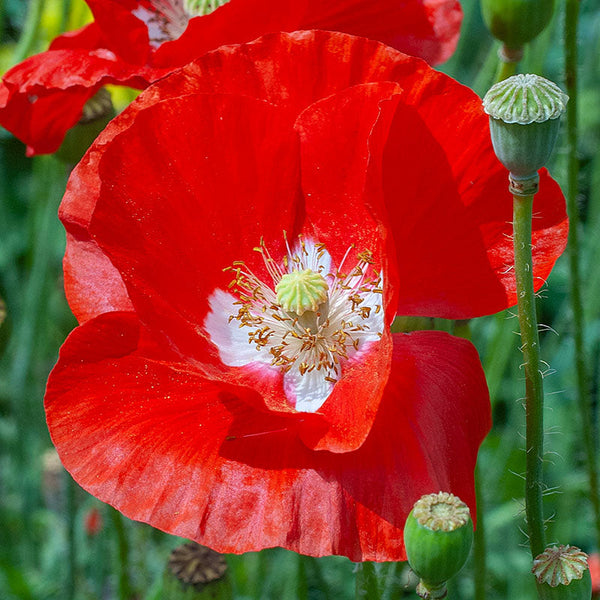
[513,190,546,558]
[564,0,600,550]
[12,0,45,64]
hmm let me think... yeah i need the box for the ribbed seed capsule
[483,74,568,180]
[275,268,329,316]
[532,545,592,600]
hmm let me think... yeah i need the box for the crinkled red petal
[84,0,152,64]
[154,0,461,67]
[0,48,162,154]
[298,0,462,64]
[45,313,489,561]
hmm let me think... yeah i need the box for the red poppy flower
[0,0,462,156]
[45,31,567,561]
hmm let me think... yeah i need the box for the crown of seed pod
[483,74,568,184]
[480,0,555,50]
[403,492,474,599]
[164,542,232,598]
[532,545,592,600]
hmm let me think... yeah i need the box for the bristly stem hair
[513,190,546,558]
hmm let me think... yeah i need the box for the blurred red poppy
[84,506,103,536]
[589,553,600,597]
[0,0,462,156]
[45,31,567,561]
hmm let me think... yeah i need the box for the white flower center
[133,0,229,47]
[205,237,385,412]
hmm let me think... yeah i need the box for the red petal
[61,139,134,321]
[294,81,403,317]
[64,231,134,320]
[61,31,425,321]
[155,0,461,67]
[378,71,568,318]
[88,92,301,360]
[162,30,427,113]
[298,0,462,64]
[46,315,489,561]
[49,23,105,52]
[291,81,404,452]
[0,49,160,155]
[84,0,152,64]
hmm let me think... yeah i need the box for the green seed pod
[532,545,592,600]
[56,88,115,165]
[480,0,555,49]
[483,73,568,178]
[403,492,473,595]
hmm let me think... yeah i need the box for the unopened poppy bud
[532,545,592,600]
[404,492,473,599]
[483,74,568,183]
[480,0,554,49]
[56,88,115,165]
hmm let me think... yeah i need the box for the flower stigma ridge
[221,236,385,410]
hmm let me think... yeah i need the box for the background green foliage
[0,0,598,598]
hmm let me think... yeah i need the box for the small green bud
[483,74,568,180]
[532,545,592,600]
[481,0,554,49]
[404,492,474,598]
[56,88,115,165]
[276,269,328,316]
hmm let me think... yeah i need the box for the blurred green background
[0,0,599,598]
